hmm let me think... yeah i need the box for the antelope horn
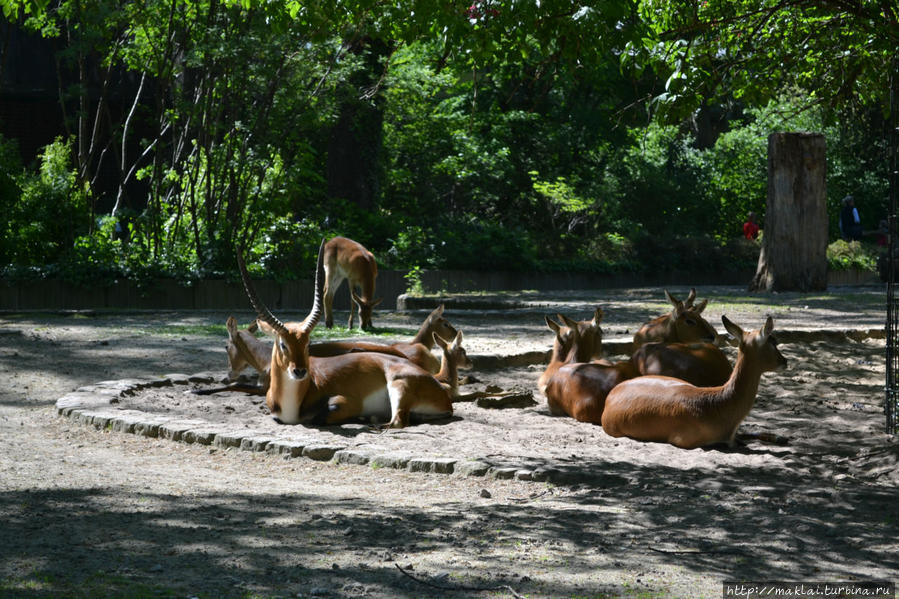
[300,238,326,334]
[237,248,287,335]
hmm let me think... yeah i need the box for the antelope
[322,236,383,330]
[537,311,604,393]
[631,288,718,350]
[601,316,787,449]
[310,304,457,373]
[192,317,272,396]
[630,341,732,387]
[540,315,637,423]
[239,242,452,428]
[433,330,472,394]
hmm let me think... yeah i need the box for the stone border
[55,327,887,483]
[55,375,565,483]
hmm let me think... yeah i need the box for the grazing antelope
[322,236,383,330]
[540,315,637,423]
[631,288,718,350]
[310,304,457,373]
[630,341,732,387]
[602,316,787,449]
[238,242,452,428]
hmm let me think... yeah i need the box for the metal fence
[886,56,899,435]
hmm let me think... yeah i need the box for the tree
[750,132,828,291]
[631,1,899,121]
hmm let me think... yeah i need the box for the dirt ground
[1,285,898,598]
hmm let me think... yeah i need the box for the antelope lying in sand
[632,289,718,349]
[540,314,637,423]
[239,242,452,428]
[322,236,383,330]
[602,316,787,449]
[310,304,457,373]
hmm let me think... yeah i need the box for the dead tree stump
[750,132,828,292]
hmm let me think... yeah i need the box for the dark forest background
[0,0,895,286]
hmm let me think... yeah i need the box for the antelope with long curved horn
[238,240,452,427]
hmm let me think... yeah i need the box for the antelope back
[631,341,732,387]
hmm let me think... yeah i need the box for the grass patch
[2,571,185,599]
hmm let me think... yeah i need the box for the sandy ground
[1,285,898,598]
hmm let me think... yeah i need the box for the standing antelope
[238,242,452,428]
[540,315,637,423]
[602,316,787,449]
[631,288,718,349]
[310,304,457,373]
[322,236,382,330]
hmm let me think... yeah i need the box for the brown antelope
[536,309,604,393]
[631,288,718,349]
[310,304,457,373]
[433,330,472,393]
[238,242,452,428]
[539,315,637,423]
[224,316,271,390]
[322,236,382,330]
[630,341,732,387]
[193,317,272,396]
[602,316,787,449]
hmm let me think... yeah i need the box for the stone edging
[55,376,558,483]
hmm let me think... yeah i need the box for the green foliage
[0,1,895,285]
[827,240,877,273]
[6,137,90,267]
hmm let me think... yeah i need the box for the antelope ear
[559,313,579,329]
[351,290,363,305]
[721,315,744,340]
[693,298,708,314]
[257,320,279,337]
[247,320,259,333]
[665,290,685,315]
[433,304,445,317]
[592,307,604,326]
[226,316,238,338]
[761,316,774,339]
[372,297,384,308]
[545,316,562,335]
[433,332,449,351]
[685,288,697,308]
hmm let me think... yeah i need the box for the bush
[827,240,877,272]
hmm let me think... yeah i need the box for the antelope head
[722,315,788,373]
[664,289,717,344]
[545,315,581,365]
[426,304,458,347]
[558,307,603,363]
[350,292,384,331]
[238,240,325,423]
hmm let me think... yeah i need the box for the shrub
[827,240,877,272]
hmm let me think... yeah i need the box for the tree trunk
[750,132,828,292]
